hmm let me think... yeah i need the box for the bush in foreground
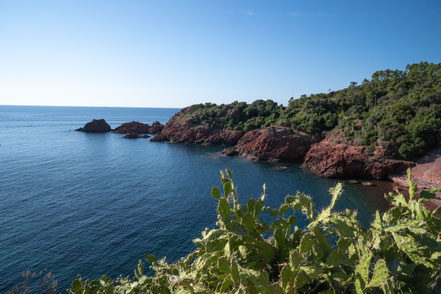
[69,169,441,293]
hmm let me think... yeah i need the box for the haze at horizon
[1,0,440,108]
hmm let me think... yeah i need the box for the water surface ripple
[0,106,390,291]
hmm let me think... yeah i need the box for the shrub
[69,169,441,293]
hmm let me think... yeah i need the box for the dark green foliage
[181,62,441,159]
[184,100,283,131]
[69,169,441,293]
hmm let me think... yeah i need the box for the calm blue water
[0,105,391,292]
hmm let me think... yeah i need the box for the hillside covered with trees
[182,62,441,159]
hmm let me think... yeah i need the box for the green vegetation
[69,169,441,293]
[183,62,441,159]
[183,100,283,132]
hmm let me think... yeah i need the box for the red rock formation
[75,119,111,133]
[389,147,441,212]
[302,138,414,180]
[148,121,164,134]
[220,148,239,156]
[113,121,164,134]
[122,133,150,139]
[390,147,441,190]
[151,109,244,146]
[233,126,318,162]
[114,121,150,134]
[153,107,419,181]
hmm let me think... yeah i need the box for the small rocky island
[76,119,164,139]
[75,119,112,132]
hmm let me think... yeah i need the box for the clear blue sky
[1,0,440,108]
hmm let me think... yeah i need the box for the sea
[0,105,392,292]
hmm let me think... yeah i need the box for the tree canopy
[181,62,441,159]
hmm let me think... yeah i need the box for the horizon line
[0,103,183,109]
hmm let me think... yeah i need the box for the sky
[0,0,440,108]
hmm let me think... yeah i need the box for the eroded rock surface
[391,147,441,190]
[114,121,150,134]
[302,138,414,180]
[151,108,244,146]
[122,133,150,139]
[234,126,318,162]
[114,121,164,134]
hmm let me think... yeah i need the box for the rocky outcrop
[231,126,318,162]
[389,147,441,212]
[153,126,243,146]
[114,121,164,134]
[151,109,244,146]
[114,121,150,134]
[152,107,420,181]
[75,119,112,133]
[220,148,239,156]
[148,121,164,134]
[122,133,150,139]
[302,138,414,180]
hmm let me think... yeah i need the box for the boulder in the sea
[220,148,238,156]
[361,181,375,186]
[114,121,150,134]
[302,138,414,180]
[234,126,318,162]
[347,179,360,184]
[75,119,112,133]
[122,133,150,139]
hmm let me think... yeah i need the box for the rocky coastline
[74,111,440,189]
[150,109,439,185]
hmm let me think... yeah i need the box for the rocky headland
[152,112,416,180]
[78,63,441,185]
[151,62,441,184]
[150,107,244,146]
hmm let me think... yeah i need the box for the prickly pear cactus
[68,169,441,293]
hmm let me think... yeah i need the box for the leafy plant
[69,169,441,293]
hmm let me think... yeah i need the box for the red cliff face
[151,110,244,146]
[232,126,318,162]
[302,138,414,180]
